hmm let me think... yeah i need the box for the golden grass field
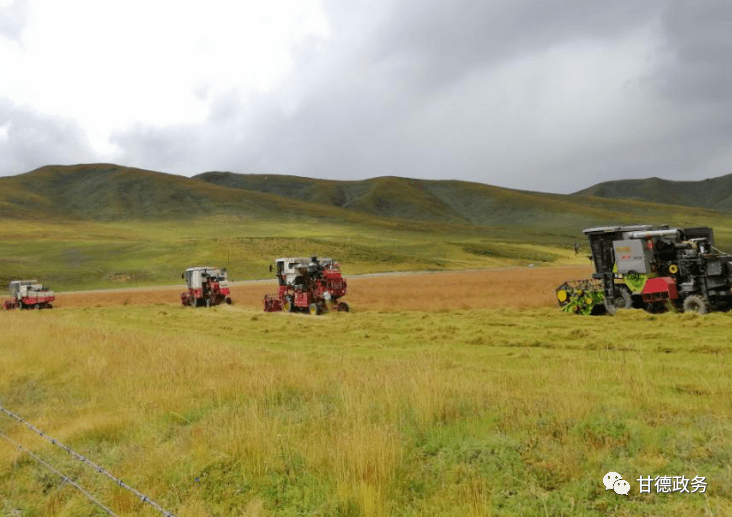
[1,265,732,516]
[31,265,594,312]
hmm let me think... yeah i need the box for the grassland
[0,216,588,292]
[1,270,731,516]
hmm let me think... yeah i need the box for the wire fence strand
[0,404,177,517]
[0,429,119,516]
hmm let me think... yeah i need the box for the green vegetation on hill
[3,164,732,290]
[575,173,732,211]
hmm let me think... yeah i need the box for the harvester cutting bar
[555,279,605,315]
[263,293,283,312]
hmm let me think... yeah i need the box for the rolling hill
[194,170,732,231]
[4,164,732,289]
[0,164,390,223]
[575,173,732,211]
[1,164,731,235]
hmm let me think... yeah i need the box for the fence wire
[0,404,177,517]
[0,429,118,516]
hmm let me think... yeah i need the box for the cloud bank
[2,1,731,193]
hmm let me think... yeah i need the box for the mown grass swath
[1,300,731,515]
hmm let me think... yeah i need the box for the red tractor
[181,267,232,307]
[3,280,55,310]
[263,257,349,315]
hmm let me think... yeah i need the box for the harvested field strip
[17,266,593,311]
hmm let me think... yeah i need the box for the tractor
[557,225,732,315]
[3,280,55,310]
[181,267,232,307]
[263,257,349,315]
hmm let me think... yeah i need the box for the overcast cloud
[1,0,731,193]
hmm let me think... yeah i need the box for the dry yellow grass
[1,294,731,515]
[7,266,592,311]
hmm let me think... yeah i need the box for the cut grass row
[0,305,731,516]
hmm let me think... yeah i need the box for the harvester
[3,280,55,310]
[557,225,732,315]
[181,267,232,307]
[263,257,349,315]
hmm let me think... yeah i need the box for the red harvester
[181,267,232,307]
[3,280,55,310]
[263,257,349,315]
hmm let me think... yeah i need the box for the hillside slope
[575,173,732,211]
[195,170,732,230]
[2,164,732,238]
[0,164,389,223]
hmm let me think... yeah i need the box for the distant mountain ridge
[1,164,730,236]
[574,174,732,211]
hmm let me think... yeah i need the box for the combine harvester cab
[557,225,732,315]
[181,267,232,307]
[263,257,349,315]
[3,280,55,310]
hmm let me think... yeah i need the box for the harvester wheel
[283,296,295,313]
[191,298,198,308]
[683,295,708,314]
[205,297,211,308]
[612,287,633,310]
[225,297,232,305]
[46,303,53,309]
[33,304,40,310]
[338,302,349,312]
[309,303,321,315]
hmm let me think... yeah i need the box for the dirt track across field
[49,265,593,311]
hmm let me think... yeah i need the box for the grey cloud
[657,0,732,103]
[370,0,663,89]
[0,0,29,41]
[103,1,732,193]
[0,98,98,175]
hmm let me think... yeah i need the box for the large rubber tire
[205,297,211,308]
[683,295,708,314]
[338,302,350,312]
[283,296,295,313]
[612,287,633,310]
[309,303,321,315]
[191,297,199,308]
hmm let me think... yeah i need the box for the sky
[0,0,730,194]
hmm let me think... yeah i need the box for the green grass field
[1,304,731,516]
[0,216,588,292]
[3,165,732,516]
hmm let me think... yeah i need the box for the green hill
[0,164,393,223]
[575,173,732,211]
[194,170,732,231]
[3,164,732,235]
[4,164,732,290]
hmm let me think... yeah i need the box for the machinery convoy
[2,280,55,310]
[180,266,232,307]
[6,226,732,318]
[557,225,732,315]
[2,259,349,314]
[263,257,349,314]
